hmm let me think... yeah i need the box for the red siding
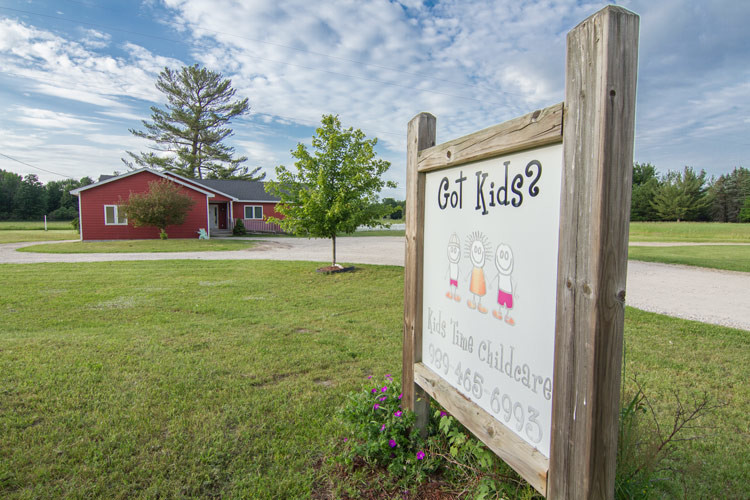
[79,171,209,240]
[232,201,283,221]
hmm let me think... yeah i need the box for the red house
[70,168,283,240]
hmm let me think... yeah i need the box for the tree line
[631,164,750,222]
[0,170,92,221]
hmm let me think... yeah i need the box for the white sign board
[421,143,563,457]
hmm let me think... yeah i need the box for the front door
[210,205,219,229]
[218,204,228,229]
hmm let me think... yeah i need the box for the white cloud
[2,1,749,186]
[0,18,178,107]
[14,106,98,129]
[80,28,111,49]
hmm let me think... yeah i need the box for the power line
[0,152,74,178]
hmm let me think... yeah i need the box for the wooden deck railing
[237,219,284,233]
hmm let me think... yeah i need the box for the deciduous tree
[125,64,264,181]
[264,114,396,267]
[120,180,196,239]
[14,174,46,220]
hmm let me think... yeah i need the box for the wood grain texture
[549,6,639,500]
[415,363,549,495]
[403,113,436,429]
[417,103,563,173]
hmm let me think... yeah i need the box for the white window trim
[244,205,263,220]
[104,205,127,225]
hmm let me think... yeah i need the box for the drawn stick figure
[492,243,515,326]
[465,231,491,314]
[445,233,461,301]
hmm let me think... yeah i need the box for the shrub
[336,375,537,498]
[71,217,79,232]
[339,375,433,483]
[615,380,722,499]
[49,206,78,220]
[233,218,247,236]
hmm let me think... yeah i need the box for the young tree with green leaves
[125,64,264,181]
[120,180,196,239]
[264,114,396,267]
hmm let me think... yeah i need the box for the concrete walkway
[2,237,749,331]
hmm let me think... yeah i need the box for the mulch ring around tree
[317,264,356,274]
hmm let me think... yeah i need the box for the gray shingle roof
[191,179,279,202]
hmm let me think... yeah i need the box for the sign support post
[403,5,638,499]
[549,6,639,499]
[403,112,436,435]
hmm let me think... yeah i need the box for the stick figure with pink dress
[492,243,516,326]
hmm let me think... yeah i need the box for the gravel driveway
[2,237,748,331]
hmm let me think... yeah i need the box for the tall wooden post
[549,6,639,499]
[403,112,435,432]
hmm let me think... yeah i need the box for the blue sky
[0,0,748,199]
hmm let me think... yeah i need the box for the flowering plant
[339,375,433,480]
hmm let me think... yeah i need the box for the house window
[244,205,263,219]
[104,205,127,225]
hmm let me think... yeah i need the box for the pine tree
[630,163,660,221]
[125,65,264,181]
[650,167,709,221]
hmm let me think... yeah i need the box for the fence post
[549,6,639,499]
[403,112,436,434]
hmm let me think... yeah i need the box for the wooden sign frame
[402,6,639,499]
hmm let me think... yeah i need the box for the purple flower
[379,396,387,402]
[381,386,388,393]
[373,403,380,410]
[394,410,403,418]
[343,437,348,442]
[440,411,447,417]
[398,393,403,400]
[380,424,386,432]
[416,451,425,460]
[367,375,373,379]
[371,388,377,394]
[389,439,397,448]
[385,373,393,379]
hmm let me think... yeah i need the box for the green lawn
[628,245,750,272]
[0,221,75,231]
[18,239,256,253]
[0,261,747,498]
[0,230,80,244]
[629,222,750,242]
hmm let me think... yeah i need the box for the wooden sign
[403,6,639,499]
